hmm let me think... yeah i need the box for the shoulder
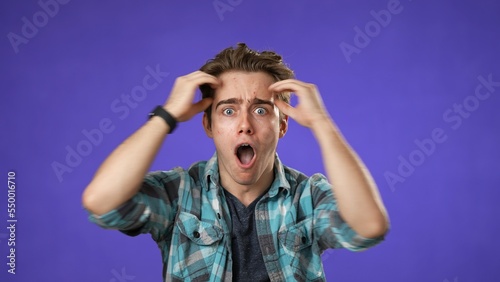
[143,160,208,188]
[281,164,334,210]
[282,164,330,191]
[187,160,209,179]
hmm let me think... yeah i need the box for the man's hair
[199,43,295,125]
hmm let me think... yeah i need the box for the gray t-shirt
[224,189,271,282]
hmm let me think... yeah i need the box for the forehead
[214,71,276,101]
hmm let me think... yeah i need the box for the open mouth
[236,143,255,166]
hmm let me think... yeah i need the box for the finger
[192,97,213,114]
[275,99,297,119]
[191,73,220,88]
[182,71,221,89]
[178,98,212,122]
[269,79,309,90]
[269,80,311,98]
[191,98,213,113]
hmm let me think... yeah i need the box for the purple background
[1,0,499,281]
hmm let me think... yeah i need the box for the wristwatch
[148,105,177,134]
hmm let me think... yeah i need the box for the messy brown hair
[199,43,295,125]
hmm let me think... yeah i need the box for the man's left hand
[269,79,331,128]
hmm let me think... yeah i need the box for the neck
[220,165,274,207]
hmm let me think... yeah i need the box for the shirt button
[193,231,200,238]
[217,213,221,219]
[301,236,306,244]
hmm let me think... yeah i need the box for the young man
[82,43,389,281]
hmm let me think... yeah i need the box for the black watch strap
[148,106,177,134]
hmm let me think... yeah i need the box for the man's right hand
[163,71,219,122]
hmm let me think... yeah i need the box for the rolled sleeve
[87,169,182,241]
[88,193,152,235]
[310,173,386,252]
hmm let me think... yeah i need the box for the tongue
[237,146,254,165]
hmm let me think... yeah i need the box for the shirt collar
[202,152,291,195]
[203,152,220,191]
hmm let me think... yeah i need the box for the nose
[238,112,254,135]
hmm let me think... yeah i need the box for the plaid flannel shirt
[88,154,384,281]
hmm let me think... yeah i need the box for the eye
[223,108,235,116]
[254,107,267,115]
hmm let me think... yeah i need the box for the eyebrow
[215,98,274,109]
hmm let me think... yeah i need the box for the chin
[233,174,259,186]
[235,178,256,186]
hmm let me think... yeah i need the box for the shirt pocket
[278,218,325,282]
[172,211,224,281]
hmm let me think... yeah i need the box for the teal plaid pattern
[88,154,385,281]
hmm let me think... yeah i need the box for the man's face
[203,71,288,190]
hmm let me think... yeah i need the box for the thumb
[177,98,213,122]
[275,100,296,119]
[192,97,213,113]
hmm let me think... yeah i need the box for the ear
[203,112,213,138]
[279,115,288,138]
